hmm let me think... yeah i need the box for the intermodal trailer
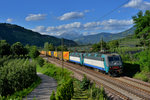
[48,51,51,56]
[63,51,69,61]
[57,51,62,60]
[54,51,58,58]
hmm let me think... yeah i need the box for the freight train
[40,51,123,76]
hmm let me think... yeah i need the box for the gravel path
[23,73,57,100]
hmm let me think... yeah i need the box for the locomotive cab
[105,54,123,76]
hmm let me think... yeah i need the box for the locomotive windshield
[108,56,120,62]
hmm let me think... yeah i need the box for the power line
[95,0,129,22]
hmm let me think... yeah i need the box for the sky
[0,0,150,36]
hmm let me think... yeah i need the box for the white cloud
[46,22,82,32]
[58,12,84,20]
[25,14,46,21]
[100,19,133,30]
[32,19,133,36]
[6,18,13,23]
[124,0,150,10]
[32,26,46,32]
[84,22,101,30]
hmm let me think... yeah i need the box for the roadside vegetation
[0,40,41,99]
[37,58,107,100]
[72,76,106,100]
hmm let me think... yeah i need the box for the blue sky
[0,0,150,36]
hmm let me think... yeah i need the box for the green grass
[134,72,150,82]
[0,76,41,100]
[36,63,72,83]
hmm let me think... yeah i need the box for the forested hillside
[0,23,77,47]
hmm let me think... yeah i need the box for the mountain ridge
[73,27,136,44]
[0,23,77,47]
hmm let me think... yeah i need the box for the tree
[92,43,100,52]
[57,45,68,51]
[92,38,108,52]
[49,43,55,51]
[108,40,119,49]
[44,42,55,51]
[11,42,27,56]
[44,42,49,51]
[29,46,40,59]
[132,10,150,46]
[0,40,11,56]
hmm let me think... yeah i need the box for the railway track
[41,55,150,100]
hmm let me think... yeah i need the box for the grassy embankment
[37,58,107,100]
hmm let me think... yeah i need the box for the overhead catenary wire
[95,0,130,22]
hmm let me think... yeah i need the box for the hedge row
[0,58,37,96]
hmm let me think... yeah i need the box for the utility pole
[61,38,64,76]
[101,36,103,52]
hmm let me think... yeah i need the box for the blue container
[51,51,54,57]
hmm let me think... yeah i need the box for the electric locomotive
[69,52,123,76]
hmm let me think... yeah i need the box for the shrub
[88,84,106,100]
[135,49,150,72]
[36,57,44,67]
[11,42,27,56]
[0,59,37,96]
[29,46,40,59]
[0,40,11,57]
[56,78,74,100]
[80,75,91,90]
[50,90,56,100]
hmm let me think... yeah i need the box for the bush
[88,83,106,100]
[36,57,44,67]
[0,59,37,96]
[135,49,150,72]
[29,46,40,59]
[50,90,56,100]
[80,75,91,90]
[0,40,11,57]
[56,78,74,100]
[11,42,27,56]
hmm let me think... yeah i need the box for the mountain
[0,23,77,47]
[73,27,136,44]
[57,31,83,40]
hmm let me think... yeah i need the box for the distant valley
[57,27,135,45]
